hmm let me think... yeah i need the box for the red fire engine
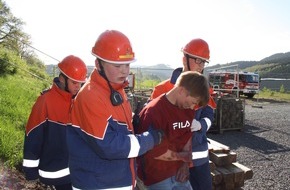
[208,70,260,98]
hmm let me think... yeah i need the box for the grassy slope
[0,73,50,168]
[258,89,290,102]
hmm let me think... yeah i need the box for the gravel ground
[208,98,290,190]
[0,98,289,190]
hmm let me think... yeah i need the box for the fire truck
[208,70,260,98]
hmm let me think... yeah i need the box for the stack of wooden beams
[208,138,253,190]
[136,138,253,190]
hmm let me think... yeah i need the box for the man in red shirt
[150,38,217,190]
[136,71,210,190]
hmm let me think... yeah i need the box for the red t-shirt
[136,94,194,186]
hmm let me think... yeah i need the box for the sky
[4,0,290,68]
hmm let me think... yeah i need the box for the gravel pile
[207,99,290,190]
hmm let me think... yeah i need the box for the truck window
[245,75,259,83]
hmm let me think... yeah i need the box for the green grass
[257,88,290,102]
[0,74,50,168]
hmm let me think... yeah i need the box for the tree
[0,0,32,59]
[0,48,17,75]
[0,0,46,76]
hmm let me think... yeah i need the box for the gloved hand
[148,126,164,145]
[191,119,201,132]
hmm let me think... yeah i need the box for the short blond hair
[175,71,209,106]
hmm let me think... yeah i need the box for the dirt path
[0,161,26,189]
[0,161,52,189]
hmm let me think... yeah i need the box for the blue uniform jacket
[23,78,72,185]
[67,69,157,189]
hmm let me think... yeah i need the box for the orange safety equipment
[58,55,87,83]
[182,38,210,61]
[91,30,136,64]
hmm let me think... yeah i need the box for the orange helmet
[91,30,136,64]
[58,55,87,83]
[182,38,210,61]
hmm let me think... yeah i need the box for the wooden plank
[208,138,230,153]
[211,170,223,185]
[209,160,216,172]
[228,151,237,163]
[225,163,245,183]
[232,162,254,180]
[213,184,223,190]
[235,180,245,189]
[209,151,236,166]
[216,167,234,184]
[222,182,235,190]
[209,152,229,166]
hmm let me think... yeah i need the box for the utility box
[210,97,245,134]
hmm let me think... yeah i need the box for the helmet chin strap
[97,59,107,79]
[97,59,123,106]
[185,54,191,71]
[60,73,70,93]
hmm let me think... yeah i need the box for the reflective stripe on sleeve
[39,168,69,179]
[128,134,140,158]
[23,159,40,167]
[204,117,212,131]
[192,150,209,160]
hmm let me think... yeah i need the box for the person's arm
[72,96,163,160]
[175,137,193,182]
[198,105,214,131]
[154,136,192,163]
[150,79,173,100]
[154,149,192,162]
[78,118,163,159]
[190,105,214,145]
[191,105,214,132]
[150,86,164,99]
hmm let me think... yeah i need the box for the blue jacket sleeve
[194,105,214,144]
[74,118,156,160]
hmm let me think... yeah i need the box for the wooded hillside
[206,52,290,79]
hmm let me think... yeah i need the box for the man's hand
[175,151,192,163]
[176,163,190,182]
[154,150,191,162]
[191,119,201,132]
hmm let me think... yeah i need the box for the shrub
[279,84,285,93]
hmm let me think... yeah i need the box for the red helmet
[58,55,87,83]
[182,38,210,61]
[91,30,136,64]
